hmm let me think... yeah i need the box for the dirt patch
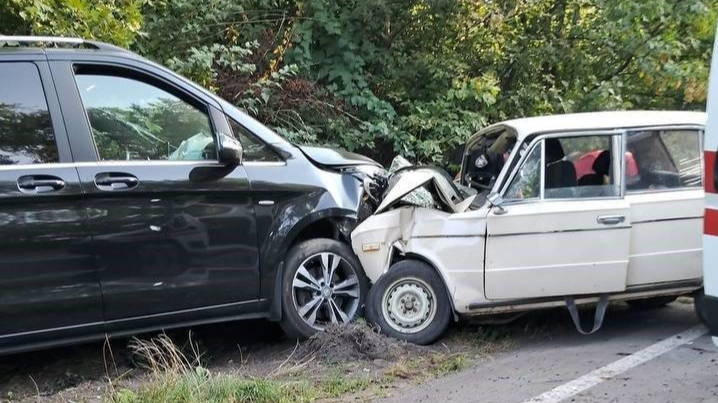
[295,323,423,363]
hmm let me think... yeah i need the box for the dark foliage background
[2,0,716,167]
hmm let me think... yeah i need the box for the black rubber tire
[279,238,369,339]
[365,260,452,345]
[626,295,678,310]
[694,288,709,325]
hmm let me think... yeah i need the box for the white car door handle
[597,214,626,225]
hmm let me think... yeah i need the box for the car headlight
[339,165,389,204]
[339,164,386,177]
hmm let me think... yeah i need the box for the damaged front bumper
[351,158,488,310]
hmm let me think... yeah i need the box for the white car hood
[374,167,476,215]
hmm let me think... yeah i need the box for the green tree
[3,0,143,48]
[2,0,716,168]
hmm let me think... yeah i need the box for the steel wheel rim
[291,252,361,330]
[381,277,437,334]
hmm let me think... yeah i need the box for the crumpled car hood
[298,145,381,167]
[375,167,476,214]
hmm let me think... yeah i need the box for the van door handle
[596,214,625,225]
[95,172,139,191]
[17,175,65,193]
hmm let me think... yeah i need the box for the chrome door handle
[17,175,65,193]
[597,214,625,225]
[95,172,139,191]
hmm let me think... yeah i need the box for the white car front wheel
[367,260,451,345]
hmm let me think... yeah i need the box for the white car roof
[486,110,706,140]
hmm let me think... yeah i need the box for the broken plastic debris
[388,155,435,208]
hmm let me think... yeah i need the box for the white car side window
[505,135,621,201]
[626,129,702,191]
[544,135,618,199]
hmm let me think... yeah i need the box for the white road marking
[523,325,708,403]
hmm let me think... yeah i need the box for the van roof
[0,35,130,51]
[0,35,141,61]
[488,110,706,139]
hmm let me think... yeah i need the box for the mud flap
[564,294,609,335]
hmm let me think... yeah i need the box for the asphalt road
[379,302,718,403]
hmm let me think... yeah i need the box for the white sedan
[352,110,706,344]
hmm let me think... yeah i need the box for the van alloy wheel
[291,252,361,330]
[381,277,437,334]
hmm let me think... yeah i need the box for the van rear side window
[0,63,58,165]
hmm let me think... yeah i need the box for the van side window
[0,63,59,165]
[74,69,215,161]
[626,130,702,191]
[228,118,281,162]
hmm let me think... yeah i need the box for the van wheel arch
[277,238,369,338]
[286,213,357,248]
[269,214,359,322]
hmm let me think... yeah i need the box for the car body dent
[375,167,476,215]
[242,142,371,300]
[351,205,489,313]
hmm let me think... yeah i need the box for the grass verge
[105,326,482,403]
[106,334,377,403]
[110,369,378,403]
[112,374,317,403]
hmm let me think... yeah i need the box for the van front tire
[366,260,452,345]
[280,238,368,339]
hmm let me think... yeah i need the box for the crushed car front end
[351,159,491,314]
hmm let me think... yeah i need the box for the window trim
[0,161,229,172]
[624,126,705,195]
[498,129,625,205]
[243,161,287,167]
[503,140,542,203]
[71,62,221,163]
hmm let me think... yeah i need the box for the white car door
[623,128,704,286]
[485,132,631,300]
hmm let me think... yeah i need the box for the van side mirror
[218,132,243,166]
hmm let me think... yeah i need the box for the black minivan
[0,36,381,354]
